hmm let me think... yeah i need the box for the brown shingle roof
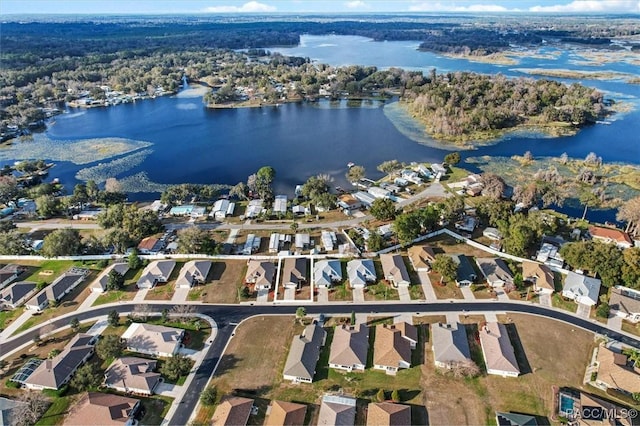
[329,324,369,368]
[407,245,436,270]
[373,325,411,369]
[212,396,254,426]
[596,345,640,394]
[265,400,307,426]
[394,322,418,344]
[522,261,554,292]
[366,402,411,426]
[104,357,161,394]
[609,286,640,315]
[64,392,139,425]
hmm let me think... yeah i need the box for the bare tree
[171,304,196,322]
[480,173,505,200]
[617,196,640,236]
[14,392,49,426]
[449,359,481,378]
[584,152,599,165]
[133,303,152,321]
[559,152,569,165]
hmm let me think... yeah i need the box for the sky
[1,0,639,15]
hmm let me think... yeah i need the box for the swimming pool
[559,394,575,415]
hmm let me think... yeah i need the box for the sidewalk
[0,309,34,340]
[77,291,101,311]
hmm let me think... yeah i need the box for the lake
[7,35,640,221]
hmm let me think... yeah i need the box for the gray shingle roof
[283,324,326,381]
[431,322,471,367]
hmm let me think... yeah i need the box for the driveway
[495,289,510,301]
[317,287,329,303]
[283,287,296,301]
[577,303,592,319]
[539,293,552,307]
[156,382,181,398]
[172,286,190,302]
[353,288,365,303]
[77,290,101,311]
[417,271,437,301]
[397,285,411,302]
[133,288,149,302]
[256,289,269,303]
[607,314,622,331]
[460,286,475,300]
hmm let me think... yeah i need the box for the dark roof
[49,273,84,300]
[496,412,538,426]
[0,281,36,306]
[451,254,476,283]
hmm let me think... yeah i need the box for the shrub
[200,387,217,405]
[5,379,19,389]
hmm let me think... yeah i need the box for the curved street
[2,301,639,425]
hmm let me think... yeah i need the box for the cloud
[203,1,276,13]
[345,0,369,9]
[529,0,640,12]
[408,2,509,12]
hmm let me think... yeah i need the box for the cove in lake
[5,35,639,224]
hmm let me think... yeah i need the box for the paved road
[3,301,639,425]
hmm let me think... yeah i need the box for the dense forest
[402,71,607,142]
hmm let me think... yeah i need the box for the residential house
[321,231,337,252]
[329,324,369,372]
[22,333,96,390]
[317,394,357,426]
[476,258,514,288]
[401,169,422,184]
[594,344,640,394]
[415,164,433,178]
[379,254,411,288]
[121,323,184,358]
[562,271,602,306]
[314,259,342,288]
[104,357,161,396]
[137,236,163,255]
[479,322,520,377]
[338,194,361,211]
[536,239,565,268]
[0,281,37,309]
[431,163,447,175]
[90,263,130,293]
[282,323,326,383]
[522,261,555,294]
[451,254,477,287]
[175,260,211,289]
[212,396,254,426]
[295,233,310,250]
[455,216,477,234]
[407,245,436,272]
[282,257,307,289]
[353,191,377,207]
[373,323,414,375]
[495,412,538,426]
[377,224,394,239]
[589,226,633,249]
[64,392,140,426]
[0,396,25,426]
[210,199,235,220]
[609,286,640,323]
[366,402,411,426]
[368,187,391,199]
[245,199,264,218]
[25,268,89,312]
[189,206,206,218]
[394,322,418,349]
[431,322,472,369]
[136,260,176,289]
[273,195,288,215]
[269,233,282,253]
[243,234,261,255]
[347,259,377,288]
[265,401,307,426]
[169,205,195,216]
[0,264,26,290]
[292,205,310,216]
[245,260,275,290]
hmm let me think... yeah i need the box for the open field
[425,233,495,259]
[189,260,246,304]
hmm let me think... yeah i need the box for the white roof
[314,259,342,286]
[562,271,602,306]
[122,323,184,356]
[431,322,471,366]
[295,233,310,248]
[321,231,337,251]
[273,195,288,213]
[347,259,376,287]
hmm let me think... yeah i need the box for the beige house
[121,323,184,358]
[245,260,275,290]
[265,400,307,426]
[212,396,254,426]
[281,257,307,289]
[329,324,369,372]
[609,286,640,323]
[175,260,211,289]
[90,263,130,293]
[407,245,436,272]
[104,357,161,395]
[522,261,555,294]
[379,254,410,287]
[431,322,471,369]
[282,323,326,383]
[479,322,520,378]
[366,402,411,426]
[373,323,416,375]
[64,392,140,426]
[317,394,357,426]
[595,345,640,394]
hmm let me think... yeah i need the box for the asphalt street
[2,302,639,425]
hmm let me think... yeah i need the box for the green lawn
[93,283,138,306]
[139,395,173,425]
[35,396,71,426]
[365,282,400,301]
[0,307,23,330]
[145,318,211,350]
[21,260,76,283]
[552,293,578,313]
[409,284,425,300]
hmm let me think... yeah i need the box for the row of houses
[213,394,411,426]
[132,260,210,290]
[432,321,522,378]
[24,267,89,312]
[282,321,418,384]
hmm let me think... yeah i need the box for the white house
[121,323,184,358]
[273,195,288,215]
[368,187,391,199]
[347,259,376,288]
[136,260,176,289]
[175,260,211,289]
[314,259,342,288]
[90,263,130,293]
[321,231,337,252]
[562,271,602,306]
[210,199,235,220]
[245,199,264,218]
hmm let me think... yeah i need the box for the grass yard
[327,282,353,302]
[425,233,492,259]
[0,307,24,330]
[145,261,184,301]
[364,282,399,301]
[35,395,76,426]
[551,293,578,313]
[12,274,97,336]
[409,284,425,300]
[19,259,76,283]
[139,395,173,425]
[621,320,640,337]
[430,275,464,299]
[422,313,597,425]
[471,285,495,299]
[93,267,144,306]
[192,260,246,304]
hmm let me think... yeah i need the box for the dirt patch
[192,260,246,304]
[425,234,493,259]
